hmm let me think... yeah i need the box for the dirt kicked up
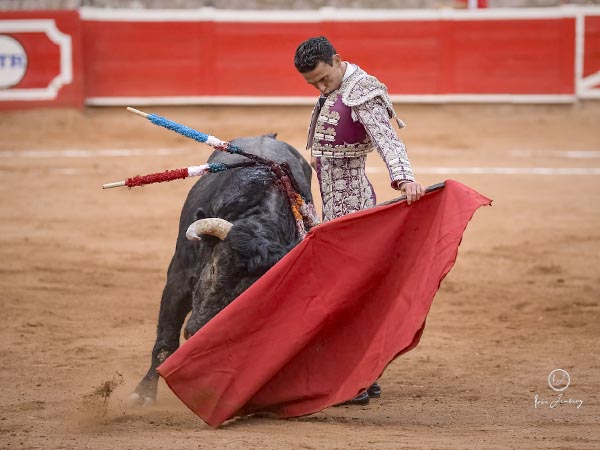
[1,103,599,449]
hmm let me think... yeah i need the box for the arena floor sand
[1,103,599,449]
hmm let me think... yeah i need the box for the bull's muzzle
[186,218,233,241]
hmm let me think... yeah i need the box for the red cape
[157,179,491,427]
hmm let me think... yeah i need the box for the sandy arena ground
[0,103,599,449]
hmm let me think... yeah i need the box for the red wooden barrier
[1,7,599,108]
[583,15,600,96]
[584,16,600,77]
[326,18,575,95]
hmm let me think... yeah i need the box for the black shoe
[334,391,370,407]
[367,382,381,398]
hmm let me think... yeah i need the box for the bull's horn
[186,218,233,241]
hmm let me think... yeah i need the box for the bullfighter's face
[301,54,346,96]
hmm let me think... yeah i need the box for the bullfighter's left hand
[394,181,424,205]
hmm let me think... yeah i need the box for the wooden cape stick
[377,181,446,206]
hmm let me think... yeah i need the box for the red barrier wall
[82,18,576,98]
[327,19,575,95]
[585,16,600,78]
[83,21,212,97]
[1,8,600,108]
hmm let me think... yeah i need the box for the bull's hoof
[127,392,156,408]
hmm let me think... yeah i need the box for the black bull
[129,135,314,406]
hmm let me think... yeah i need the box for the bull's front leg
[128,263,192,407]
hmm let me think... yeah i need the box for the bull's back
[177,135,311,242]
[208,135,312,200]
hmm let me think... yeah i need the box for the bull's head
[182,215,297,340]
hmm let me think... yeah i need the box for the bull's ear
[264,133,277,139]
[227,224,293,276]
[194,208,206,221]
[245,240,290,276]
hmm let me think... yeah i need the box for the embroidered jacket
[306,66,415,184]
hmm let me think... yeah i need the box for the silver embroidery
[318,155,376,222]
[310,67,409,161]
[342,68,405,129]
[355,97,415,183]
[311,75,372,157]
[310,65,416,205]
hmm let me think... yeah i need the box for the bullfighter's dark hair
[294,36,337,73]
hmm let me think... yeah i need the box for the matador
[296,37,423,223]
[295,36,424,405]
